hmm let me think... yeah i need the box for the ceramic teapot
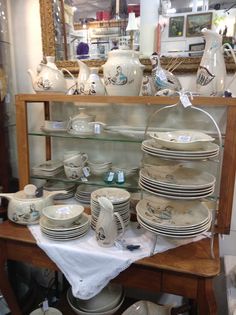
[0,184,66,225]
[95,196,125,247]
[67,108,105,135]
[28,56,74,94]
[196,28,236,96]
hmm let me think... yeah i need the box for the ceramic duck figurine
[150,54,182,96]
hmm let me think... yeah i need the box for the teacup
[64,165,90,180]
[63,151,83,161]
[63,153,88,167]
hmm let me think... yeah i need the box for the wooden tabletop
[0,220,220,278]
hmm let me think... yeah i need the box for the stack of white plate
[139,164,216,200]
[136,195,212,238]
[90,188,131,231]
[74,184,101,205]
[88,160,112,176]
[142,139,219,160]
[31,160,63,177]
[43,180,76,200]
[39,212,90,241]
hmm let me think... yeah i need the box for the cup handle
[82,153,88,162]
[114,212,125,239]
[223,43,236,91]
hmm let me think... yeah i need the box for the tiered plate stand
[139,98,223,258]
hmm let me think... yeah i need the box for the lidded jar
[102,49,145,96]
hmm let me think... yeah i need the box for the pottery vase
[84,67,105,95]
[102,49,145,96]
[196,28,228,96]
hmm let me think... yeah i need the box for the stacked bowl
[88,160,112,176]
[67,283,124,315]
[40,204,90,241]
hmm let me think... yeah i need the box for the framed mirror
[39,0,236,74]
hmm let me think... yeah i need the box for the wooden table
[0,220,220,315]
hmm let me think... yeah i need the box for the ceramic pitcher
[196,28,236,96]
[95,197,125,247]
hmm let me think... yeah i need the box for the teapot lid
[72,108,95,122]
[15,184,41,200]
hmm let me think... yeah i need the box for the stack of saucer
[43,180,76,200]
[90,188,131,231]
[31,160,63,177]
[74,184,101,205]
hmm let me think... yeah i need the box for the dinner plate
[40,213,90,231]
[136,196,211,228]
[140,165,216,189]
[91,188,130,204]
[139,176,215,193]
[137,216,211,238]
[139,181,214,200]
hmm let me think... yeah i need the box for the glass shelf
[28,130,143,143]
[31,173,140,190]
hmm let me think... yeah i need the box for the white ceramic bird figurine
[150,54,182,95]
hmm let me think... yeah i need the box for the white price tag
[177,135,192,143]
[93,123,101,134]
[81,176,88,182]
[82,167,90,177]
[180,94,192,108]
[42,300,49,311]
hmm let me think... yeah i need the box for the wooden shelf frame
[15,94,236,235]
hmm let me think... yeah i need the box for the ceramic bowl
[149,130,215,151]
[42,204,84,227]
[78,283,123,312]
[30,307,62,315]
[122,300,172,315]
[67,286,124,315]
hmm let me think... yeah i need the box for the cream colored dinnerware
[0,184,66,225]
[74,184,100,205]
[91,188,130,231]
[140,165,216,189]
[39,213,90,241]
[142,139,219,160]
[149,130,215,151]
[122,300,172,315]
[137,216,211,238]
[95,197,125,247]
[135,195,212,238]
[28,56,74,94]
[91,187,130,204]
[30,307,62,315]
[67,108,105,136]
[67,287,125,315]
[76,283,123,313]
[88,160,112,176]
[42,204,84,227]
[136,196,210,228]
[31,160,64,177]
[41,120,67,132]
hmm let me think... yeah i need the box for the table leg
[0,240,22,315]
[197,278,217,315]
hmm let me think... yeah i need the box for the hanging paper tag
[180,94,192,108]
[82,166,90,177]
[93,123,101,134]
[42,299,49,312]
